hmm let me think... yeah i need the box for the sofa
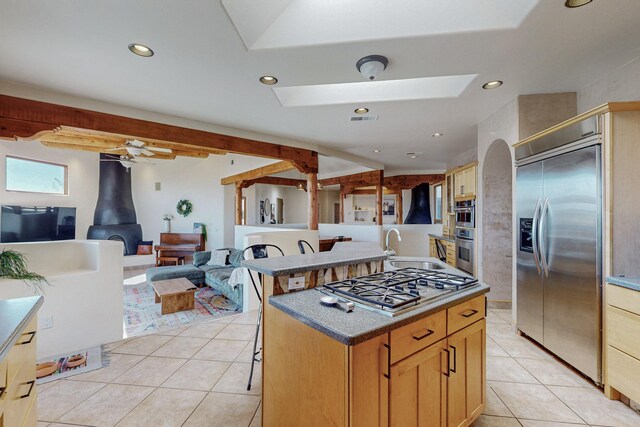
[146,248,244,306]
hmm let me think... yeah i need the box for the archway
[482,140,513,303]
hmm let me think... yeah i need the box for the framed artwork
[383,200,395,216]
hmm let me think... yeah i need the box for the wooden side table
[150,278,197,315]
[157,256,185,266]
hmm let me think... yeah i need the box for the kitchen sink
[388,260,446,270]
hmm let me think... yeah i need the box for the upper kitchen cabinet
[452,162,478,201]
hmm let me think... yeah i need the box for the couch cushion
[146,265,205,285]
[192,251,211,267]
[200,264,230,273]
[205,267,234,284]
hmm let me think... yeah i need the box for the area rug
[36,345,105,384]
[123,284,241,338]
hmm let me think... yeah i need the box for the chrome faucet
[384,228,402,257]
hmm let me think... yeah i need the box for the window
[434,183,443,223]
[6,156,68,195]
[241,196,247,225]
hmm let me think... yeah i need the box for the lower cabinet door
[447,319,486,427]
[389,339,447,427]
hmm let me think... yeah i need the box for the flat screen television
[0,205,76,243]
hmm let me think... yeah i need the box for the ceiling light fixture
[317,182,323,190]
[354,107,369,114]
[128,43,154,57]
[564,0,592,7]
[296,182,305,191]
[356,55,388,81]
[410,155,417,159]
[432,132,444,138]
[373,149,381,153]
[482,80,503,90]
[259,76,278,85]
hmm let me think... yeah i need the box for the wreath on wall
[176,199,193,217]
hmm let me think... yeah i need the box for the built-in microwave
[454,200,475,228]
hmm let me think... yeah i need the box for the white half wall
[0,240,123,359]
[318,223,383,247]
[382,224,444,257]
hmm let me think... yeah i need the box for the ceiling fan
[99,154,154,169]
[106,139,172,157]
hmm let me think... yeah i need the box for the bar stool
[330,235,346,251]
[297,239,315,254]
[242,243,285,391]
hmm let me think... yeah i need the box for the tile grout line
[37,380,108,424]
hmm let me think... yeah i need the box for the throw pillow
[228,249,244,268]
[192,251,211,267]
[206,249,229,266]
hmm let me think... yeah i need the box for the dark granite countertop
[242,242,386,276]
[268,257,489,345]
[429,233,456,243]
[607,276,640,292]
[0,296,43,361]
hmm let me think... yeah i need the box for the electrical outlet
[288,276,305,291]
[40,315,53,329]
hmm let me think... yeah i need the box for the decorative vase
[163,219,171,233]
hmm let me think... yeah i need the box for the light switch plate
[288,276,305,291]
[40,315,53,329]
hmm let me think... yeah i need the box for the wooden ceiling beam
[239,176,307,189]
[349,188,398,195]
[383,174,445,189]
[38,140,178,159]
[221,161,295,185]
[0,95,318,172]
[319,170,384,187]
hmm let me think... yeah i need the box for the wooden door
[276,198,284,224]
[334,203,340,224]
[447,319,486,427]
[389,339,448,427]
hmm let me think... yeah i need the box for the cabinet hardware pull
[461,309,478,318]
[443,349,450,377]
[413,329,435,341]
[450,345,457,373]
[383,343,391,380]
[19,380,35,399]
[18,331,36,345]
[0,386,5,398]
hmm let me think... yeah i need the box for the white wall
[0,240,123,359]
[382,224,444,257]
[319,189,340,223]
[318,223,383,247]
[131,153,275,251]
[0,141,99,242]
[577,56,640,113]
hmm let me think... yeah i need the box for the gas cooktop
[321,267,479,317]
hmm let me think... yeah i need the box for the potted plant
[0,249,49,293]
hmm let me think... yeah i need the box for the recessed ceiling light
[482,80,503,90]
[432,132,444,138]
[373,149,381,153]
[259,76,278,85]
[410,155,417,159]
[354,107,369,114]
[128,43,154,57]
[406,152,421,159]
[564,0,592,7]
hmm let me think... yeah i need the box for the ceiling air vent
[349,115,378,122]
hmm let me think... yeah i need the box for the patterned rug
[123,284,241,338]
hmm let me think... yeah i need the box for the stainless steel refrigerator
[515,117,602,384]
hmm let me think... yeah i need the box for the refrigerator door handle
[531,198,542,275]
[539,197,550,277]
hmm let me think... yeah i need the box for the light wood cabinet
[389,339,448,427]
[264,294,486,427]
[605,283,640,402]
[0,316,38,427]
[454,166,476,201]
[429,238,456,268]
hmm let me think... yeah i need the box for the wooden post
[376,184,383,225]
[339,187,345,224]
[308,173,319,230]
[235,183,243,225]
[396,191,403,224]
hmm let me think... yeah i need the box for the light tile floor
[36,308,640,426]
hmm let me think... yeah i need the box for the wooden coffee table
[150,278,198,315]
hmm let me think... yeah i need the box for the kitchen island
[243,251,489,427]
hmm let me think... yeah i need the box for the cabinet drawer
[607,305,640,359]
[4,358,36,427]
[447,296,485,334]
[390,310,446,364]
[0,358,6,392]
[7,318,37,386]
[607,284,640,315]
[607,345,640,404]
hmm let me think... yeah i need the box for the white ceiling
[1,1,640,172]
